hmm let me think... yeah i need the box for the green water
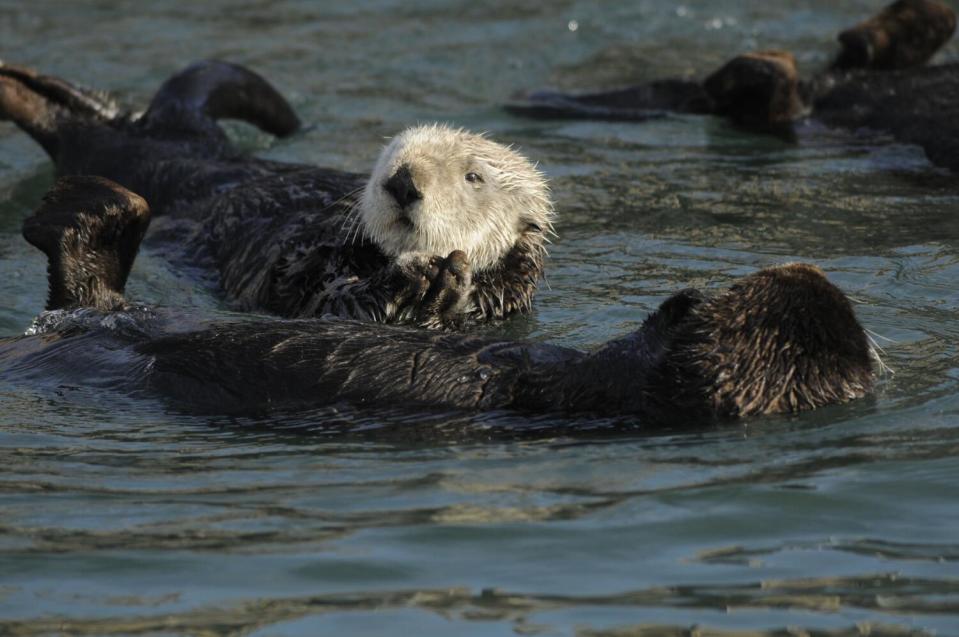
[2,1,959,634]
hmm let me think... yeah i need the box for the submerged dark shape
[0,60,551,330]
[1,178,875,423]
[507,0,959,171]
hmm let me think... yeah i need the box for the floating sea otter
[1,177,875,422]
[832,0,957,71]
[0,61,553,329]
[507,0,959,171]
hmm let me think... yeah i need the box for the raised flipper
[504,79,711,122]
[0,62,119,120]
[142,60,300,137]
[0,62,119,158]
[22,176,151,311]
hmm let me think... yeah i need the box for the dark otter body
[811,63,959,172]
[0,271,871,421]
[509,64,959,172]
[507,0,959,172]
[0,61,543,327]
[0,177,874,423]
[1,263,873,422]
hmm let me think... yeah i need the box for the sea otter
[832,0,957,71]
[2,177,875,422]
[0,60,553,329]
[506,0,959,171]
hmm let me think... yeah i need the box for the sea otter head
[833,0,957,71]
[655,263,876,419]
[358,124,554,272]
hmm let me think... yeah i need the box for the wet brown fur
[834,0,957,71]
[22,177,151,311]
[661,264,875,418]
[703,50,803,128]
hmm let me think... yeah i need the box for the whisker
[865,332,895,377]
[350,216,365,245]
[339,202,360,233]
[344,214,359,244]
[864,327,898,344]
[322,185,364,214]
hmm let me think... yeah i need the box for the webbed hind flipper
[142,60,301,138]
[0,62,119,158]
[23,176,151,311]
[0,62,119,120]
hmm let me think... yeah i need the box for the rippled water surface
[2,1,959,634]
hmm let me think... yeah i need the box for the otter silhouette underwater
[0,61,553,330]
[0,177,875,423]
[507,0,959,172]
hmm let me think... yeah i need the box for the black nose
[383,164,422,209]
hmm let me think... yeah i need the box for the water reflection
[2,575,955,635]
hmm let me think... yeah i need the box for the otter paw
[387,258,434,319]
[416,250,474,329]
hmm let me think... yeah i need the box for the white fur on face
[356,124,554,271]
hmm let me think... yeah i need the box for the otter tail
[0,62,120,159]
[142,60,300,137]
[22,176,151,311]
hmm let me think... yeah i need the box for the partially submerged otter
[1,177,875,422]
[507,0,959,171]
[0,61,553,329]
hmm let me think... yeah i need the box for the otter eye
[465,172,483,184]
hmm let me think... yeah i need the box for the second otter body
[0,61,553,328]
[3,177,874,423]
[1,271,870,422]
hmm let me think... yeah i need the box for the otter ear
[649,289,705,328]
[638,288,706,355]
[22,176,151,311]
[834,29,874,70]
